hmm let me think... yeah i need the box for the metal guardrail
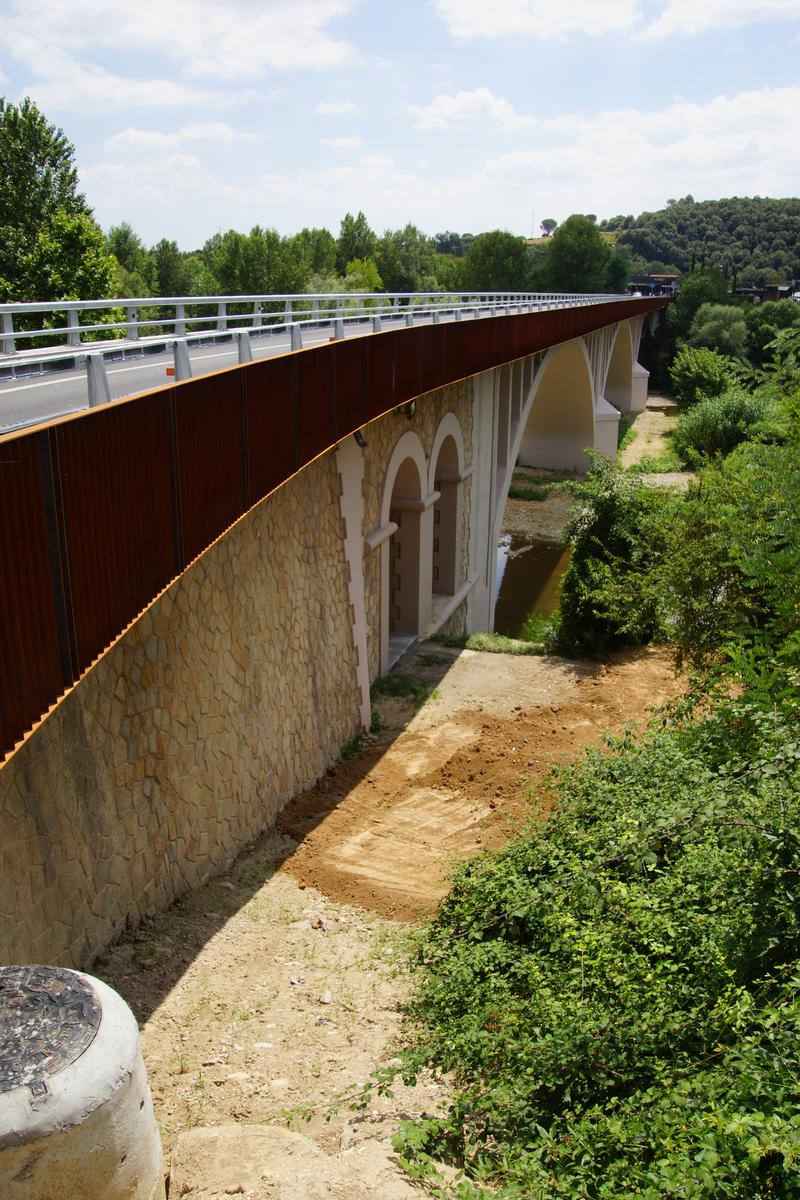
[0,290,631,415]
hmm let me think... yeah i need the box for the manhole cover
[0,966,102,1096]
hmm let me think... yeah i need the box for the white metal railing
[0,291,629,356]
[0,290,635,419]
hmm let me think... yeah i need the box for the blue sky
[1,0,798,249]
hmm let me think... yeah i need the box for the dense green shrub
[552,455,676,657]
[669,345,733,405]
[389,700,800,1198]
[745,300,800,367]
[687,301,748,358]
[673,385,770,459]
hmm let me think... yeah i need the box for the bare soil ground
[99,643,682,1198]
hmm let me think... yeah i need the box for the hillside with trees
[601,196,800,286]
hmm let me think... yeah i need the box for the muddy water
[494,534,571,638]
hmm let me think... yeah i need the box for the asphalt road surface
[0,313,435,434]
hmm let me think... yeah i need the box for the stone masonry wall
[0,450,360,968]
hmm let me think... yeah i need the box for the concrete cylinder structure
[0,966,164,1200]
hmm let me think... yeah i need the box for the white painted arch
[517,339,596,472]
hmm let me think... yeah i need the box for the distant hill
[600,196,800,286]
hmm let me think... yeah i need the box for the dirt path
[98,642,683,1199]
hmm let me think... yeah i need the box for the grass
[370,672,441,709]
[507,467,580,502]
[617,413,637,453]
[434,631,546,656]
[626,446,685,473]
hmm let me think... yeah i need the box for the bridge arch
[380,430,432,670]
[517,339,595,472]
[429,413,467,616]
[605,321,634,412]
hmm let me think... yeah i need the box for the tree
[344,257,382,292]
[20,211,115,303]
[0,97,112,303]
[543,214,611,292]
[688,302,748,359]
[374,225,436,293]
[540,218,558,237]
[604,247,632,293]
[336,211,376,274]
[460,230,528,291]
[670,268,732,339]
[746,300,800,366]
[288,227,337,274]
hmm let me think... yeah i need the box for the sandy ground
[97,451,685,1198]
[99,642,682,1198]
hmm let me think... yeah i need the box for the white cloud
[108,122,257,150]
[432,0,800,40]
[1,31,231,111]
[641,0,800,39]
[319,136,363,149]
[431,0,640,39]
[0,0,358,82]
[317,100,361,115]
[485,85,800,217]
[408,87,537,130]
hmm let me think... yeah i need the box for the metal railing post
[67,308,81,347]
[216,302,227,333]
[173,339,192,380]
[405,311,414,327]
[175,303,186,336]
[236,330,252,363]
[284,299,293,323]
[125,307,139,340]
[455,308,462,321]
[1,313,15,354]
[86,353,111,406]
[334,317,345,340]
[433,310,440,324]
[252,302,262,329]
[372,315,382,333]
[289,323,303,351]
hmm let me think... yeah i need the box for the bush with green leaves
[669,345,733,405]
[385,696,800,1198]
[552,455,676,657]
[673,384,771,460]
[688,301,748,358]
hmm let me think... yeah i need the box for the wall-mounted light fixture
[353,429,368,448]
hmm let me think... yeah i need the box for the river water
[494,534,571,638]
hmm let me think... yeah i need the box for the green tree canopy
[336,211,377,274]
[288,227,337,275]
[374,224,436,292]
[688,302,748,358]
[540,218,558,237]
[0,97,113,303]
[669,268,732,339]
[460,230,528,291]
[544,214,611,292]
[745,299,800,366]
[344,257,382,292]
[19,211,114,303]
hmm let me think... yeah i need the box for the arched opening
[605,323,634,412]
[389,457,423,640]
[517,341,595,471]
[378,432,430,671]
[431,433,461,620]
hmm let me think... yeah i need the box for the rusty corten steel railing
[0,297,668,759]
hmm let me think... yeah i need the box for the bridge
[0,289,668,966]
